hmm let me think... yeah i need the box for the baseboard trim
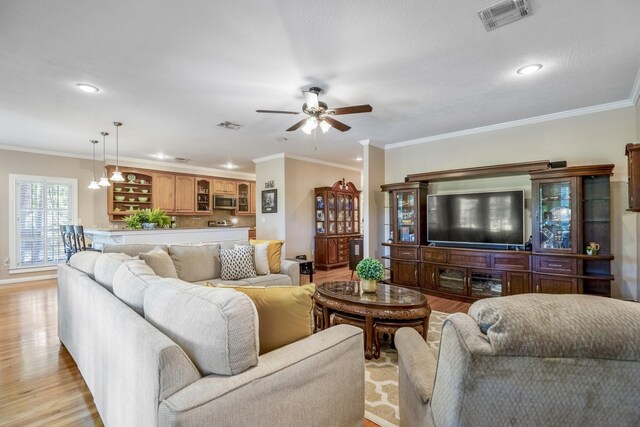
[0,274,57,285]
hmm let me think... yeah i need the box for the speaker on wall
[550,161,567,169]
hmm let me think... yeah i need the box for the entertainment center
[381,161,615,302]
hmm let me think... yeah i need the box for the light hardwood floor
[0,267,470,427]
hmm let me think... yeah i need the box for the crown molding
[631,67,640,106]
[253,152,361,172]
[0,145,255,179]
[385,99,635,151]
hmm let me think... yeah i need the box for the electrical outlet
[311,250,315,256]
[3,257,9,267]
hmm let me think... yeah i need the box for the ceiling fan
[256,87,372,134]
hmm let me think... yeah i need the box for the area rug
[364,310,449,427]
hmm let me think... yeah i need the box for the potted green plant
[355,258,385,293]
[123,208,171,230]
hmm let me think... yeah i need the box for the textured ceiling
[1,0,639,173]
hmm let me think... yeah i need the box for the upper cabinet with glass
[533,178,577,252]
[381,182,428,245]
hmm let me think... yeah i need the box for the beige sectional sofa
[58,245,365,426]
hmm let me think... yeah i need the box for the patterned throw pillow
[220,246,257,280]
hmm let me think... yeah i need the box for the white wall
[283,157,361,260]
[255,157,286,244]
[362,143,385,259]
[383,106,639,300]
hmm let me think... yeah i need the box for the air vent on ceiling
[217,121,243,130]
[478,0,531,32]
[174,157,190,163]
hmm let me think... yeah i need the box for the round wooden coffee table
[313,281,431,359]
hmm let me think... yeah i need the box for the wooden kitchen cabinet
[175,175,195,213]
[213,179,236,195]
[236,181,255,215]
[154,172,176,212]
[250,182,256,214]
[195,178,212,212]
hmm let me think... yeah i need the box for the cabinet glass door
[538,181,573,250]
[437,267,466,295]
[395,191,417,243]
[236,183,249,214]
[469,270,503,298]
[328,193,336,234]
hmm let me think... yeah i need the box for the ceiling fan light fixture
[301,117,318,134]
[319,120,331,133]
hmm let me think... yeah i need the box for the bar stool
[73,225,99,251]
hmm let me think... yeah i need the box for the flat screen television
[427,190,525,247]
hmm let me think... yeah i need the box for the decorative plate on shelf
[550,207,571,222]
[127,173,136,183]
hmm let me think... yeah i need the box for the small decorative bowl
[115,188,122,192]
[128,198,135,202]
[141,189,149,193]
[114,196,125,201]
[138,197,148,202]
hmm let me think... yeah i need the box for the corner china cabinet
[314,179,362,270]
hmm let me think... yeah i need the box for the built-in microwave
[213,195,237,210]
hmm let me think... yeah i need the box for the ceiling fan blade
[286,118,308,132]
[256,110,301,115]
[323,116,351,132]
[302,91,319,109]
[330,104,373,115]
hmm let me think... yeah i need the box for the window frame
[8,174,78,272]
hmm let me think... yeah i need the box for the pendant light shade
[98,131,111,187]
[110,121,125,182]
[88,140,100,190]
[319,119,331,133]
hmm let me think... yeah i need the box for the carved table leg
[364,316,375,360]
[421,315,430,341]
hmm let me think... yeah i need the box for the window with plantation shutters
[10,175,77,269]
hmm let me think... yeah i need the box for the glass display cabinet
[533,178,577,253]
[314,179,362,270]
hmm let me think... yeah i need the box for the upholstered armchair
[395,294,640,427]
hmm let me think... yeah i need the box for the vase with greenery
[124,208,171,230]
[355,258,384,293]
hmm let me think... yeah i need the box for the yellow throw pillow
[250,240,284,273]
[208,283,315,354]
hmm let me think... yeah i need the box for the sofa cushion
[468,293,640,360]
[169,244,220,282]
[220,246,257,280]
[144,278,259,375]
[250,240,284,273]
[210,283,315,354]
[69,251,102,279]
[103,244,169,257]
[94,252,132,292]
[112,259,158,316]
[140,247,178,278]
[242,274,293,287]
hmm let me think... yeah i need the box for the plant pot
[142,222,157,230]
[361,279,378,293]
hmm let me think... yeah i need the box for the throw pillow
[250,239,284,273]
[220,246,257,280]
[139,247,178,278]
[234,242,270,276]
[208,283,315,355]
[169,243,221,282]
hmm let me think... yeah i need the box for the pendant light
[88,140,100,190]
[97,131,111,187]
[110,121,125,182]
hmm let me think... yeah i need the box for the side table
[286,258,314,283]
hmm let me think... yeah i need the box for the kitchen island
[85,227,250,250]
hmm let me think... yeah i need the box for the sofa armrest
[279,259,300,286]
[396,327,438,404]
[158,325,364,426]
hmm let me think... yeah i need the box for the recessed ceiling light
[277,137,288,142]
[355,157,363,161]
[516,64,543,75]
[152,153,172,160]
[224,162,236,169]
[75,83,100,93]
